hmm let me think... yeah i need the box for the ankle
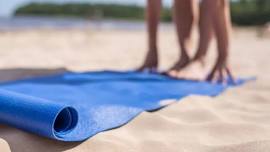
[180,52,190,61]
[191,57,205,67]
[193,53,206,61]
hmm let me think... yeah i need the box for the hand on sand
[206,62,235,84]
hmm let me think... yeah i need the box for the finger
[218,68,224,84]
[214,70,221,83]
[206,67,216,81]
[206,72,214,82]
[225,67,236,84]
[210,71,219,84]
[208,64,220,81]
[222,69,228,85]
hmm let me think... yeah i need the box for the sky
[0,0,172,17]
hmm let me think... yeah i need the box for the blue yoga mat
[0,71,249,141]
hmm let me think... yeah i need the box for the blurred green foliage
[15,3,147,20]
[231,0,270,25]
[14,1,270,26]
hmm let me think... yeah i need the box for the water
[0,16,148,31]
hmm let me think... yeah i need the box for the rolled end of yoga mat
[53,107,78,137]
[0,89,78,140]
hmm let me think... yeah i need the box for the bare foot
[176,59,207,80]
[166,54,191,77]
[138,49,158,72]
[167,58,207,81]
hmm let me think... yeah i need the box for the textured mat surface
[0,71,248,141]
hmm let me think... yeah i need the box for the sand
[0,26,269,152]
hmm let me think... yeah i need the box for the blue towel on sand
[0,71,249,141]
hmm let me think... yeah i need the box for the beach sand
[0,26,269,152]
